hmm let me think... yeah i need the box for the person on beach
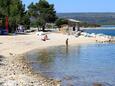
[42,35,48,41]
[73,26,76,31]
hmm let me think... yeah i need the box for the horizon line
[57,12,115,14]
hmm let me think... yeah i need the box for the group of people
[16,25,25,33]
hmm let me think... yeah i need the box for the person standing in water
[66,38,69,46]
[66,38,69,54]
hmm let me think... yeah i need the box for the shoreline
[0,33,97,57]
[81,27,115,30]
[0,54,61,86]
[0,32,112,86]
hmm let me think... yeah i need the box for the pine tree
[0,0,30,32]
[28,0,57,31]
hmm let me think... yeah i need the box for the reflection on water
[26,44,115,86]
[66,44,69,54]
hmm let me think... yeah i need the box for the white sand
[0,32,96,57]
[0,32,98,86]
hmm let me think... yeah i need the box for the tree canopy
[0,0,30,32]
[55,18,68,28]
[28,0,57,31]
[0,0,57,32]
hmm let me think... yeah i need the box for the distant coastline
[101,25,115,27]
[57,13,115,25]
[81,25,115,30]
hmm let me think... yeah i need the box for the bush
[55,18,68,28]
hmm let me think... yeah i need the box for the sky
[22,0,115,13]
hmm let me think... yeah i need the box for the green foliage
[28,0,57,31]
[46,24,53,29]
[55,18,68,28]
[28,2,38,17]
[22,13,30,29]
[0,0,9,16]
[0,0,30,32]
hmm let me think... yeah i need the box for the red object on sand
[5,16,9,33]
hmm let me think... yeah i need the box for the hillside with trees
[57,13,115,25]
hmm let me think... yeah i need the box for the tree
[8,0,26,32]
[28,2,38,18]
[0,0,30,32]
[28,0,57,31]
[28,2,40,28]
[55,18,68,28]
[22,12,30,30]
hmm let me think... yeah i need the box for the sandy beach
[0,32,104,86]
[0,32,97,56]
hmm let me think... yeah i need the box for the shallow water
[26,43,115,86]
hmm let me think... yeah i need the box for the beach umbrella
[5,16,9,33]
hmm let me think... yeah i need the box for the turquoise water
[83,26,115,36]
[84,29,115,36]
[26,43,115,86]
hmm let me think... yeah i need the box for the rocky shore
[0,54,60,86]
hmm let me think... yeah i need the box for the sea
[26,44,115,86]
[82,25,115,36]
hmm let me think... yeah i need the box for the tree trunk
[42,25,45,32]
[38,26,39,31]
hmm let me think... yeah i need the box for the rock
[3,80,18,86]
[0,59,2,61]
[93,83,102,86]
[9,53,13,56]
[0,82,4,86]
[0,55,4,58]
[0,62,5,66]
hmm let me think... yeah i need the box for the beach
[0,32,109,86]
